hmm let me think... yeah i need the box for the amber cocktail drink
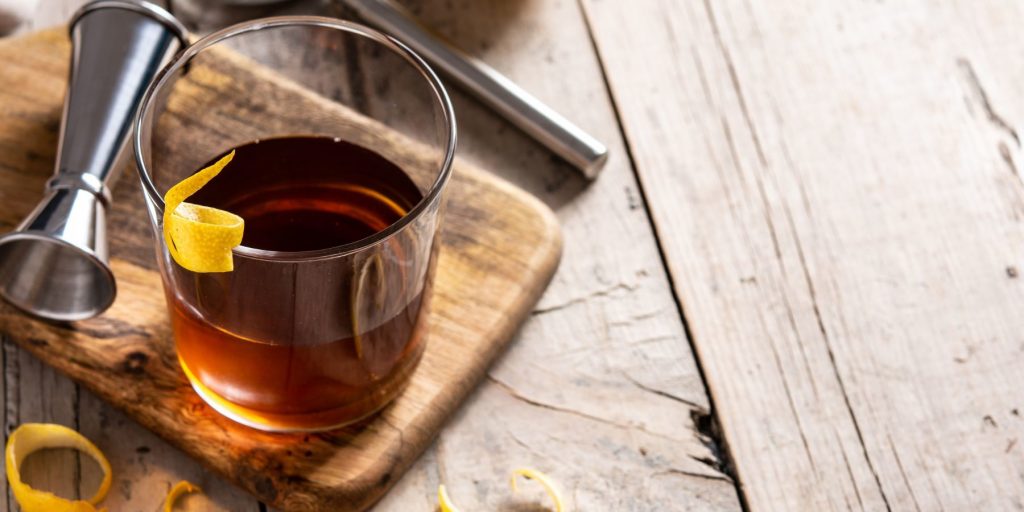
[174,136,429,429]
[134,18,456,431]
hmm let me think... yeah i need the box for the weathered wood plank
[583,0,1024,509]
[371,0,740,510]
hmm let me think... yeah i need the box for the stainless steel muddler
[342,0,609,179]
[0,0,186,321]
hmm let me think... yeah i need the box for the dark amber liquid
[169,136,428,431]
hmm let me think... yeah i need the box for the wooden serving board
[0,29,561,511]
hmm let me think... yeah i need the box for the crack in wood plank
[530,282,639,316]
[957,58,1024,185]
[997,141,1019,178]
[485,375,693,446]
[687,408,740,484]
[505,429,556,465]
[957,57,1020,146]
[755,305,820,478]
[832,426,864,512]
[886,432,922,512]
[786,204,892,512]
[650,467,732,484]
[621,372,704,410]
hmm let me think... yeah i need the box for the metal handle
[59,0,187,202]
[342,0,609,179]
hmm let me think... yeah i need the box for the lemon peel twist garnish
[438,468,565,512]
[163,150,244,273]
[5,423,112,512]
[164,480,202,511]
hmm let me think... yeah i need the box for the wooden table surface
[6,0,1024,510]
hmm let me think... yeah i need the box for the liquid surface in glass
[169,136,428,431]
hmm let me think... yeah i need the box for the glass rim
[133,15,457,262]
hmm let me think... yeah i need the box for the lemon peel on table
[163,150,244,273]
[511,468,565,512]
[438,468,565,512]
[5,423,112,512]
[164,480,202,512]
[437,484,462,512]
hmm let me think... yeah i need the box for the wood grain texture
[362,0,741,510]
[584,0,1024,509]
[0,28,561,511]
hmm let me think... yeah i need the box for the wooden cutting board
[0,29,561,511]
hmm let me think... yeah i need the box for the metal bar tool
[343,0,609,179]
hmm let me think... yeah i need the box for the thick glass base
[178,345,424,432]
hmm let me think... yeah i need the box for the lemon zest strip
[164,480,202,512]
[163,150,244,273]
[511,468,564,512]
[438,468,565,511]
[437,484,462,512]
[4,423,112,512]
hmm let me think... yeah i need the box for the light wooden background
[7,0,1024,510]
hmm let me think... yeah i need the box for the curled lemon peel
[511,468,564,512]
[163,150,244,273]
[4,423,112,512]
[164,480,202,512]
[437,484,461,512]
[438,468,564,512]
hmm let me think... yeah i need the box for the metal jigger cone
[0,0,186,321]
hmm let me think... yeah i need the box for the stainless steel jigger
[0,0,186,321]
